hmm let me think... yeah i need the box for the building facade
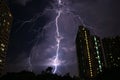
[76,26,105,80]
[102,36,120,68]
[0,0,12,75]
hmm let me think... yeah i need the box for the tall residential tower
[0,0,12,75]
[102,36,120,68]
[76,26,105,80]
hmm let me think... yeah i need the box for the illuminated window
[1,43,5,47]
[90,73,93,77]
[110,56,113,58]
[96,46,98,50]
[7,22,10,25]
[1,48,5,51]
[3,19,6,23]
[97,51,99,54]
[118,57,120,60]
[94,37,96,41]
[97,55,100,59]
[9,13,12,17]
[99,69,102,72]
[98,60,101,64]
[82,27,85,30]
[95,42,97,45]
[0,60,2,63]
[99,65,102,68]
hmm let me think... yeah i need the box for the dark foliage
[0,67,80,80]
[1,67,120,80]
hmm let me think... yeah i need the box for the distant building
[102,36,120,68]
[0,0,12,76]
[76,26,105,80]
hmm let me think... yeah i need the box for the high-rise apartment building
[102,36,120,68]
[0,0,12,75]
[76,26,105,80]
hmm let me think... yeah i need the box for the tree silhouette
[45,66,53,73]
[0,67,80,80]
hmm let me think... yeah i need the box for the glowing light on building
[85,31,93,77]
[94,36,102,72]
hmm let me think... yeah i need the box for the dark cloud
[7,0,53,20]
[70,0,120,37]
[13,0,32,6]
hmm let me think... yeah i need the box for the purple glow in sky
[7,0,120,76]
[29,0,83,75]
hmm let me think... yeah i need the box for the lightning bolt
[28,56,32,72]
[53,0,63,74]
[58,0,62,5]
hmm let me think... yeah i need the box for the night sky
[6,0,120,76]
